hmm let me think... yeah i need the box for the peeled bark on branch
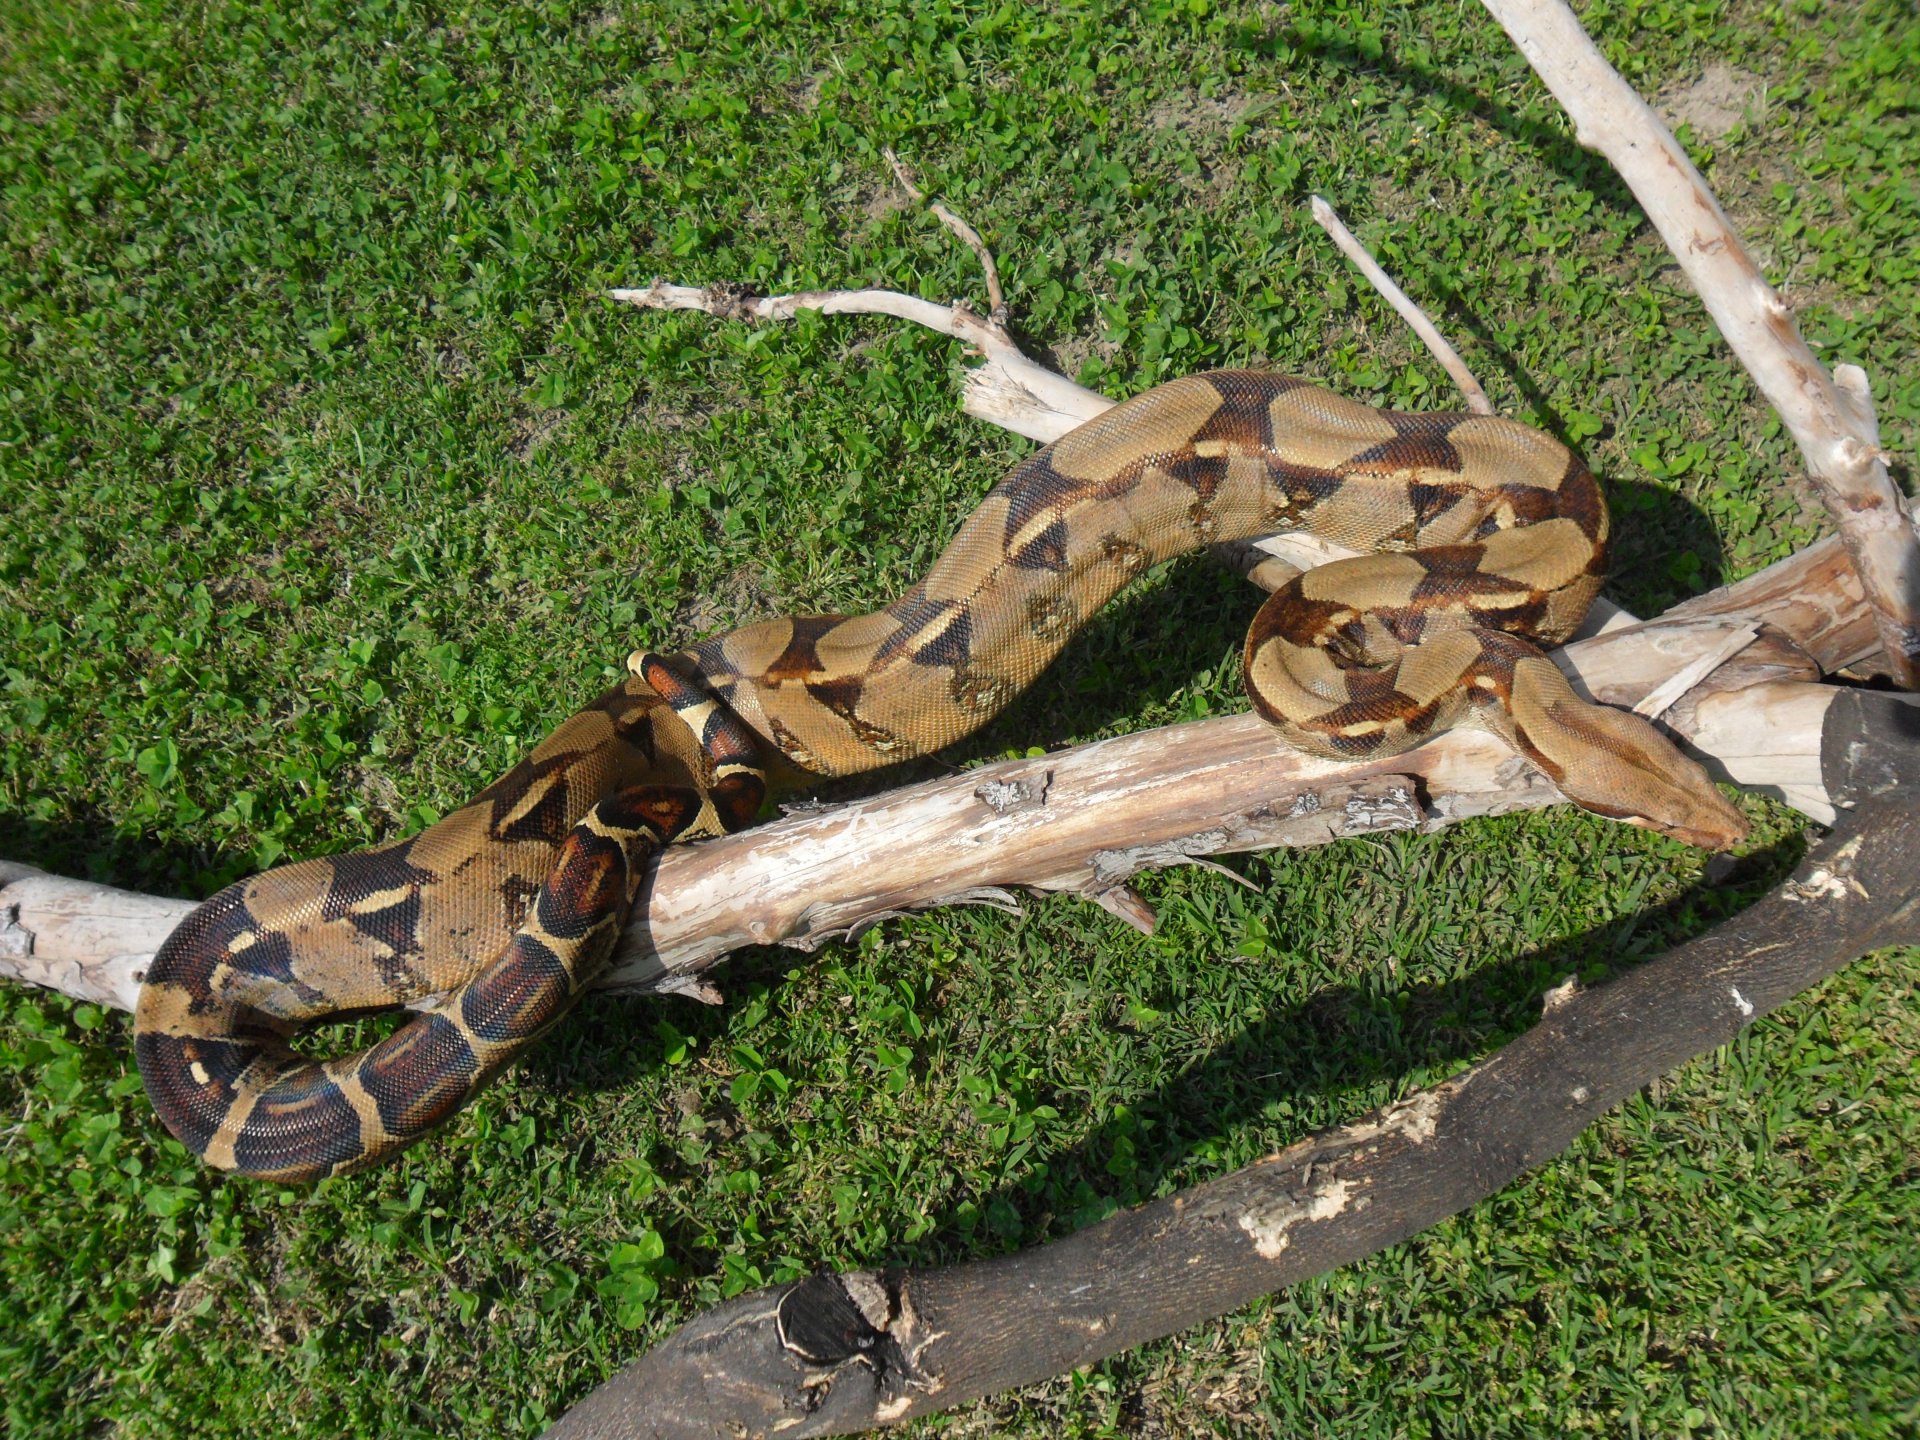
[0,656,1902,1020]
[546,690,1920,1440]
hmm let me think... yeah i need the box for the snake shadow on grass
[10,458,1738,1199]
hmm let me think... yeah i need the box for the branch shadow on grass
[3,483,1747,1263]
[934,827,1805,1273]
[1220,19,1643,220]
[609,821,1805,1299]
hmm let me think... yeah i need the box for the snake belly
[135,370,1745,1180]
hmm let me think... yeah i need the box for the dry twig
[1309,195,1494,415]
[882,148,1008,327]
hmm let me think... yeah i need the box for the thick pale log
[1690,682,1835,822]
[0,727,1556,1014]
[0,516,1891,1011]
[546,691,1920,1440]
[0,862,193,1011]
[5,665,1906,1013]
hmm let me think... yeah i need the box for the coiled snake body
[137,372,1745,1180]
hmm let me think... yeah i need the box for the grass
[2,0,1916,1435]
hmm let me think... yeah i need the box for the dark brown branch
[545,691,1920,1440]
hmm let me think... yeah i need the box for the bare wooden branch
[882,148,1008,327]
[1309,195,1494,415]
[0,731,1545,1015]
[1480,0,1920,687]
[606,281,1108,444]
[2,497,1893,1015]
[545,716,1920,1439]
[0,861,190,1010]
[22,91,1908,1025]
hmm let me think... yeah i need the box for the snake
[135,371,1747,1181]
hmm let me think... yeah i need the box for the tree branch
[882,148,1008,327]
[606,280,1107,445]
[1308,195,1494,415]
[1479,0,1920,686]
[3,611,1902,1016]
[544,693,1920,1439]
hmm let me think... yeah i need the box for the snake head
[1610,788,1751,853]
[1505,663,1750,851]
[1551,706,1751,852]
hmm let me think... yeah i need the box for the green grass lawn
[3,0,1916,1435]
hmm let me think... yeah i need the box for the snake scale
[136,371,1747,1180]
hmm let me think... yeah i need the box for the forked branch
[1479,0,1920,686]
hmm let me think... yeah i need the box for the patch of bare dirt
[627,388,723,489]
[1148,86,1258,133]
[787,71,826,112]
[509,408,569,461]
[674,563,775,639]
[434,340,474,383]
[1656,63,1766,141]
[862,183,910,225]
[1047,329,1124,381]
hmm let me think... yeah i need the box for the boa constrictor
[136,371,1746,1181]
